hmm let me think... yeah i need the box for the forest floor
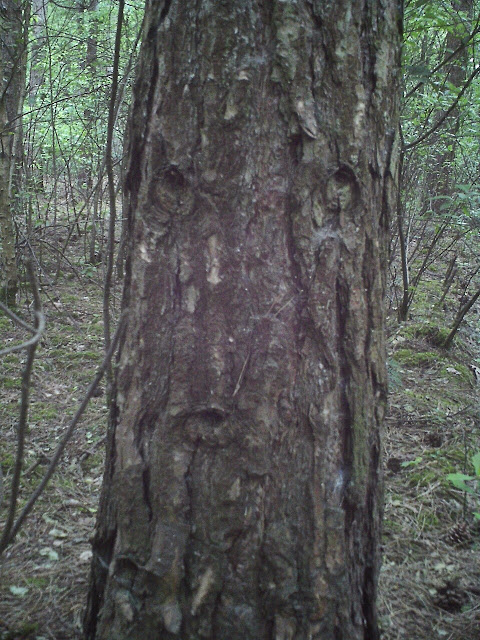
[0,237,479,639]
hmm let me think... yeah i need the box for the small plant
[401,456,423,468]
[446,452,480,520]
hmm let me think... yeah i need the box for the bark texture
[85,1,402,638]
[0,0,27,305]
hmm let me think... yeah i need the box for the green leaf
[446,472,476,494]
[471,452,480,477]
[401,456,423,468]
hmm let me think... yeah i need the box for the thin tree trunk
[0,92,17,306]
[399,0,472,318]
[85,2,402,639]
[443,285,480,348]
[0,0,29,306]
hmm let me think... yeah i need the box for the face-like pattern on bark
[85,1,402,638]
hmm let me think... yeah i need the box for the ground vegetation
[0,0,479,638]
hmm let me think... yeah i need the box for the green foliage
[401,456,423,468]
[25,0,144,188]
[447,452,480,520]
[396,0,480,329]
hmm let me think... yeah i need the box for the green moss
[393,348,441,367]
[89,320,104,334]
[81,451,104,472]
[383,517,405,535]
[0,315,13,331]
[387,357,403,390]
[1,353,21,375]
[48,347,69,358]
[403,447,469,492]
[25,575,49,588]
[1,450,15,469]
[30,402,58,421]
[2,354,20,365]
[71,350,101,361]
[406,468,437,488]
[2,622,38,639]
[56,474,78,491]
[439,362,474,386]
[422,279,443,294]
[0,376,21,389]
[403,386,463,413]
[398,322,451,347]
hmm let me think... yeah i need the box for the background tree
[18,0,143,283]
[0,0,29,305]
[392,0,480,337]
[84,1,402,639]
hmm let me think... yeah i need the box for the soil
[0,246,479,639]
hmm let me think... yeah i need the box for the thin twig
[0,310,128,554]
[0,300,36,333]
[0,311,45,357]
[103,0,125,397]
[0,262,43,552]
[404,65,480,150]
[404,21,480,101]
[233,353,251,398]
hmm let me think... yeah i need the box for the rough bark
[0,0,28,305]
[85,1,402,639]
[0,88,17,306]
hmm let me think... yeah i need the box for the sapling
[447,452,480,520]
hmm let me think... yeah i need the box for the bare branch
[0,262,43,552]
[0,310,128,554]
[404,65,480,150]
[0,311,45,357]
[103,0,125,394]
[0,301,36,333]
[404,21,480,101]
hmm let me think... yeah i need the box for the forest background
[0,0,479,638]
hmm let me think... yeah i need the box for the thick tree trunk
[85,1,401,638]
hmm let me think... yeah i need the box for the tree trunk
[0,0,28,306]
[85,1,402,639]
[0,91,17,306]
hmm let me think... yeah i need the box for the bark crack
[335,275,354,508]
[160,0,172,23]
[181,438,198,631]
[141,465,153,522]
